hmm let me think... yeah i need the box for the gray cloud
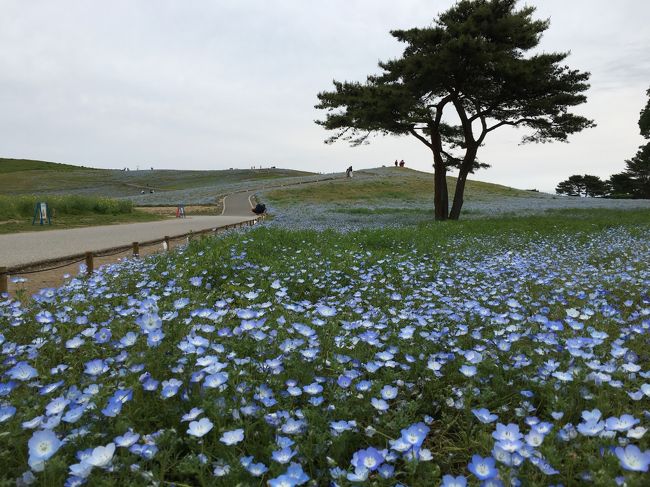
[1,0,648,191]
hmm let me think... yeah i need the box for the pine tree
[316,0,594,219]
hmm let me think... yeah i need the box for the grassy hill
[264,167,542,206]
[0,157,93,173]
[0,157,315,199]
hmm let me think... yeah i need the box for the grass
[0,157,91,173]
[0,195,164,234]
[0,195,135,219]
[0,157,316,199]
[265,167,538,206]
[1,209,649,485]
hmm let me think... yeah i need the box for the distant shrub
[0,195,133,219]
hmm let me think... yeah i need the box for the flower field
[1,213,649,486]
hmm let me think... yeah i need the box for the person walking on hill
[346,166,353,178]
[399,159,405,168]
[394,159,398,167]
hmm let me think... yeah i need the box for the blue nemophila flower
[62,404,86,424]
[212,460,230,477]
[174,297,190,309]
[243,459,267,477]
[38,380,65,396]
[525,427,547,448]
[0,381,17,396]
[271,446,296,464]
[268,474,296,487]
[287,386,302,397]
[35,310,54,324]
[441,474,467,487]
[161,379,182,398]
[356,380,372,392]
[468,454,498,480]
[147,328,165,347]
[189,276,203,287]
[351,447,384,472]
[577,420,605,437]
[220,428,244,445]
[605,414,639,432]
[371,397,389,411]
[28,429,61,462]
[182,407,204,422]
[142,376,159,391]
[65,336,85,349]
[45,396,69,416]
[472,408,498,424]
[188,417,213,438]
[380,385,398,400]
[492,423,523,442]
[615,444,650,472]
[281,418,306,435]
[337,375,352,388]
[115,430,140,448]
[303,382,323,395]
[136,312,162,333]
[94,327,111,344]
[86,443,115,468]
[316,305,337,317]
[400,422,430,450]
[7,361,38,381]
[84,359,107,376]
[627,426,648,439]
[377,463,395,479]
[204,372,228,389]
[529,455,559,475]
[120,331,138,348]
[0,405,16,422]
[330,420,356,435]
[69,460,93,480]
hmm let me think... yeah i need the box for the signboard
[176,205,186,218]
[32,202,52,225]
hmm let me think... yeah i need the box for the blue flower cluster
[0,225,649,485]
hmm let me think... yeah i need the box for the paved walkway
[0,190,258,268]
[221,190,257,216]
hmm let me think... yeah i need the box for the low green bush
[0,195,133,219]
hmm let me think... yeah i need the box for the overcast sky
[1,0,649,191]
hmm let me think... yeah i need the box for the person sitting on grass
[252,203,266,215]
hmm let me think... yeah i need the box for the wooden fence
[0,217,262,294]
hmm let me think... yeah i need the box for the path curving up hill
[0,192,257,268]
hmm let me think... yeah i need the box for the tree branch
[440,148,461,162]
[476,115,488,145]
[451,96,475,145]
[485,118,538,133]
[409,127,433,149]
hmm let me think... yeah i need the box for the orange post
[0,267,8,294]
[85,252,94,274]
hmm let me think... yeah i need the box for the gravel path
[0,188,259,269]
[0,215,255,268]
[221,190,256,216]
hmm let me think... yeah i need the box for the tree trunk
[449,169,469,220]
[449,148,478,220]
[432,152,448,220]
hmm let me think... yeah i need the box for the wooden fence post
[85,252,94,274]
[0,267,8,294]
[132,242,139,257]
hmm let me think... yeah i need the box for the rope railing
[0,216,263,294]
